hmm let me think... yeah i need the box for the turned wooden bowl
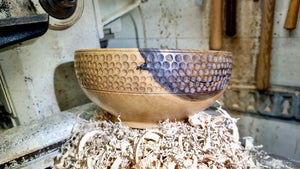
[74,48,232,128]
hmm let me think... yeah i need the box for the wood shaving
[55,107,258,169]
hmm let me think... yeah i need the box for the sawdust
[247,147,298,169]
[55,107,258,169]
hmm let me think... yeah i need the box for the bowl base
[120,121,158,129]
[111,116,186,129]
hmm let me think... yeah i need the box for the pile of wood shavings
[55,108,256,169]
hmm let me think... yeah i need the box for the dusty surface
[0,0,36,18]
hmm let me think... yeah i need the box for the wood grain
[74,49,233,128]
[225,0,236,36]
[256,0,276,90]
[284,0,300,30]
[210,0,223,50]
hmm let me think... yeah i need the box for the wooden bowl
[74,48,232,128]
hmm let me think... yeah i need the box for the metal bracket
[39,0,78,19]
[31,0,83,30]
[0,14,49,48]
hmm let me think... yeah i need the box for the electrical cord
[138,5,147,48]
[129,13,140,48]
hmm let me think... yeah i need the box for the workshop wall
[108,0,300,87]
[271,0,300,87]
[108,0,261,87]
[107,0,300,160]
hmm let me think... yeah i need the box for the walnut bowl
[74,48,232,128]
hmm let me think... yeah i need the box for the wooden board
[256,0,276,90]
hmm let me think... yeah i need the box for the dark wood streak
[138,48,232,101]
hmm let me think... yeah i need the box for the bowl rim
[75,48,232,55]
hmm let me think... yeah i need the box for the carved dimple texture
[138,50,232,97]
[74,51,232,95]
[75,52,158,93]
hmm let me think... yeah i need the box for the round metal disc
[39,0,77,19]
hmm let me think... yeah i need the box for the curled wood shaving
[111,156,122,169]
[55,107,259,169]
[78,130,104,153]
[135,130,163,164]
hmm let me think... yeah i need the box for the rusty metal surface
[0,0,36,19]
[0,14,49,48]
[0,141,64,168]
[0,103,99,165]
[0,112,75,164]
[39,0,77,19]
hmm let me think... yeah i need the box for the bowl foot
[111,116,186,129]
[120,121,158,129]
